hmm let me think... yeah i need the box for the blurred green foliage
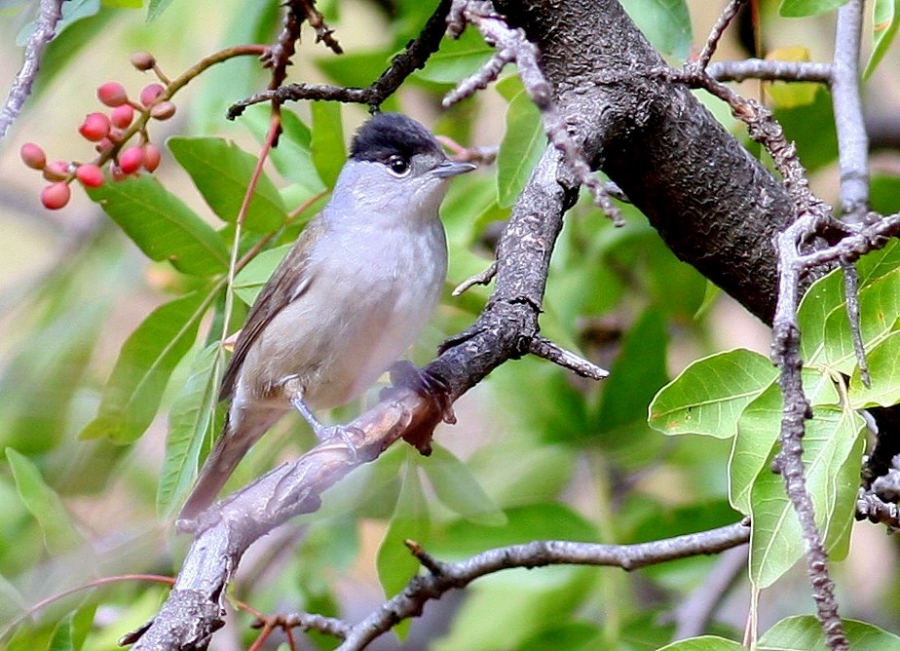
[1,0,900,649]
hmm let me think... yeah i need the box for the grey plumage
[178,113,474,521]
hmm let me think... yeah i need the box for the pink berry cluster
[21,52,175,210]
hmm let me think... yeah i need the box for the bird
[178,112,475,521]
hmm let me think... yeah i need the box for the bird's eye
[387,155,410,176]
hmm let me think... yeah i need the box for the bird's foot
[382,361,455,455]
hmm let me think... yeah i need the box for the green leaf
[435,504,597,557]
[649,349,777,439]
[167,137,288,233]
[315,49,394,90]
[6,449,84,555]
[759,615,900,650]
[431,507,596,651]
[780,0,849,17]
[849,331,900,408]
[244,106,327,192]
[747,405,864,588]
[420,445,506,526]
[467,436,578,510]
[864,0,900,78]
[0,282,110,455]
[47,611,77,651]
[514,622,602,650]
[157,344,223,515]
[871,174,900,214]
[657,636,746,651]
[80,289,211,444]
[146,0,174,20]
[764,47,819,108]
[415,28,494,83]
[598,308,668,433]
[497,86,545,208]
[377,455,430,599]
[799,256,900,375]
[729,383,783,514]
[87,176,229,276]
[310,101,345,189]
[233,244,291,306]
[619,0,693,59]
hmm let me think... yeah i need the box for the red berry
[119,146,144,174]
[139,83,165,107]
[20,142,46,170]
[110,104,134,129]
[76,164,105,188]
[42,160,70,181]
[130,51,156,71]
[41,182,71,210]
[149,101,176,121]
[142,143,161,172]
[97,82,128,107]
[78,112,110,142]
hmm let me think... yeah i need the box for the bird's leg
[283,378,358,455]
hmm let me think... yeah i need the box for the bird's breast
[243,216,447,411]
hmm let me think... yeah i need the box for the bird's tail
[178,407,284,522]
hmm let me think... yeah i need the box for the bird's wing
[219,221,325,401]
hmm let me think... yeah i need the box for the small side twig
[707,59,833,84]
[299,0,343,54]
[528,335,609,381]
[452,261,497,296]
[695,0,750,69]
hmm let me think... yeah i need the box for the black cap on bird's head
[349,113,443,164]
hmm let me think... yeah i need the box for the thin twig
[300,0,343,54]
[696,0,750,69]
[0,0,64,139]
[708,59,833,84]
[228,0,451,117]
[528,335,609,380]
[452,261,497,295]
[332,522,751,650]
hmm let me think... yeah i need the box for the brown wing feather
[219,219,325,401]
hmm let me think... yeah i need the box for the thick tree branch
[493,0,794,324]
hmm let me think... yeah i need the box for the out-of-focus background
[1,1,899,649]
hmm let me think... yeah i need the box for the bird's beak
[434,159,477,178]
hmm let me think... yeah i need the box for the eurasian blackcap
[178,113,475,520]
